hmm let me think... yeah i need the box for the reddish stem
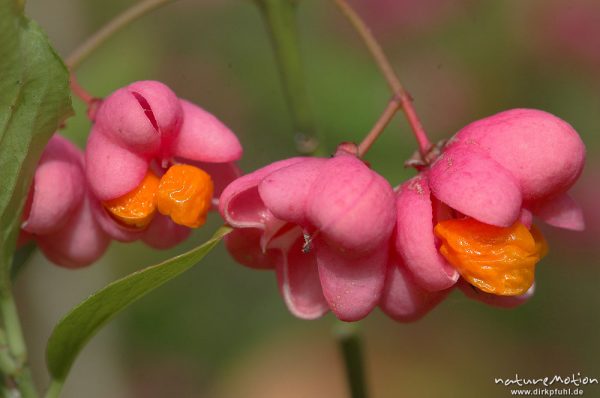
[401,94,431,155]
[70,73,103,121]
[357,95,402,157]
[332,0,432,156]
[69,74,95,105]
[66,0,178,70]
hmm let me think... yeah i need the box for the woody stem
[331,0,431,156]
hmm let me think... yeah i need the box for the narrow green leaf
[46,226,231,382]
[0,0,73,285]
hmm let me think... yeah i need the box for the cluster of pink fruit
[21,80,585,322]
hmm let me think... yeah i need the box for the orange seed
[434,218,548,296]
[157,164,214,228]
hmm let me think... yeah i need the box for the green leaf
[0,0,73,285]
[46,226,231,382]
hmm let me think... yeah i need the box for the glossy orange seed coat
[157,164,214,228]
[434,218,548,296]
[103,171,160,228]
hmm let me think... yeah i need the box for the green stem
[0,383,19,398]
[0,330,17,376]
[255,0,322,155]
[0,289,38,397]
[0,295,26,366]
[43,379,63,398]
[335,322,368,398]
[14,368,38,398]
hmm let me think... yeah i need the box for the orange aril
[103,171,160,228]
[434,218,548,296]
[157,164,214,228]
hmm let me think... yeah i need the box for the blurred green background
[17,0,600,397]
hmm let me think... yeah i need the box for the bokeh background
[17,0,600,397]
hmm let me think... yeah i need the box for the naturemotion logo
[494,373,598,396]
